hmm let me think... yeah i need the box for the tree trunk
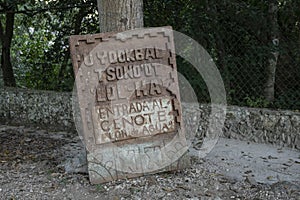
[205,1,225,68]
[0,11,16,87]
[97,0,143,32]
[57,6,88,90]
[0,62,3,87]
[264,0,279,102]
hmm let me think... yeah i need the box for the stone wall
[0,88,299,149]
[223,106,300,149]
[184,104,300,150]
[0,88,74,131]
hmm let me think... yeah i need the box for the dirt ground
[0,124,299,200]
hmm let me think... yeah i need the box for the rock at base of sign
[58,141,88,174]
[63,152,88,174]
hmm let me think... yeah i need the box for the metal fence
[179,26,300,111]
[143,1,300,111]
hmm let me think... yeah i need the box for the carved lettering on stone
[70,27,190,184]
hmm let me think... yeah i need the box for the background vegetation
[0,0,299,110]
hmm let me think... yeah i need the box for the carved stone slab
[70,27,190,184]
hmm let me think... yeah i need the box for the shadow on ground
[0,124,299,199]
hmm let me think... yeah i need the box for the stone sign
[70,27,190,184]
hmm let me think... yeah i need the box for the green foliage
[274,89,300,110]
[144,0,300,110]
[2,0,299,110]
[245,96,270,108]
[3,0,98,91]
[12,14,57,89]
[95,184,104,192]
[177,57,210,103]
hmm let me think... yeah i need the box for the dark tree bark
[207,1,226,71]
[97,0,143,32]
[264,0,280,102]
[0,10,16,87]
[57,6,90,89]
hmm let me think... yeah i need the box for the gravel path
[191,138,300,185]
[0,125,299,200]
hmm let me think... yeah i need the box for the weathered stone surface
[69,27,189,184]
[0,88,74,131]
[187,104,300,150]
[0,88,299,149]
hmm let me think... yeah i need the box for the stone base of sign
[87,132,190,184]
[87,151,190,184]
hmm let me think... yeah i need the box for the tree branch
[0,2,96,16]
